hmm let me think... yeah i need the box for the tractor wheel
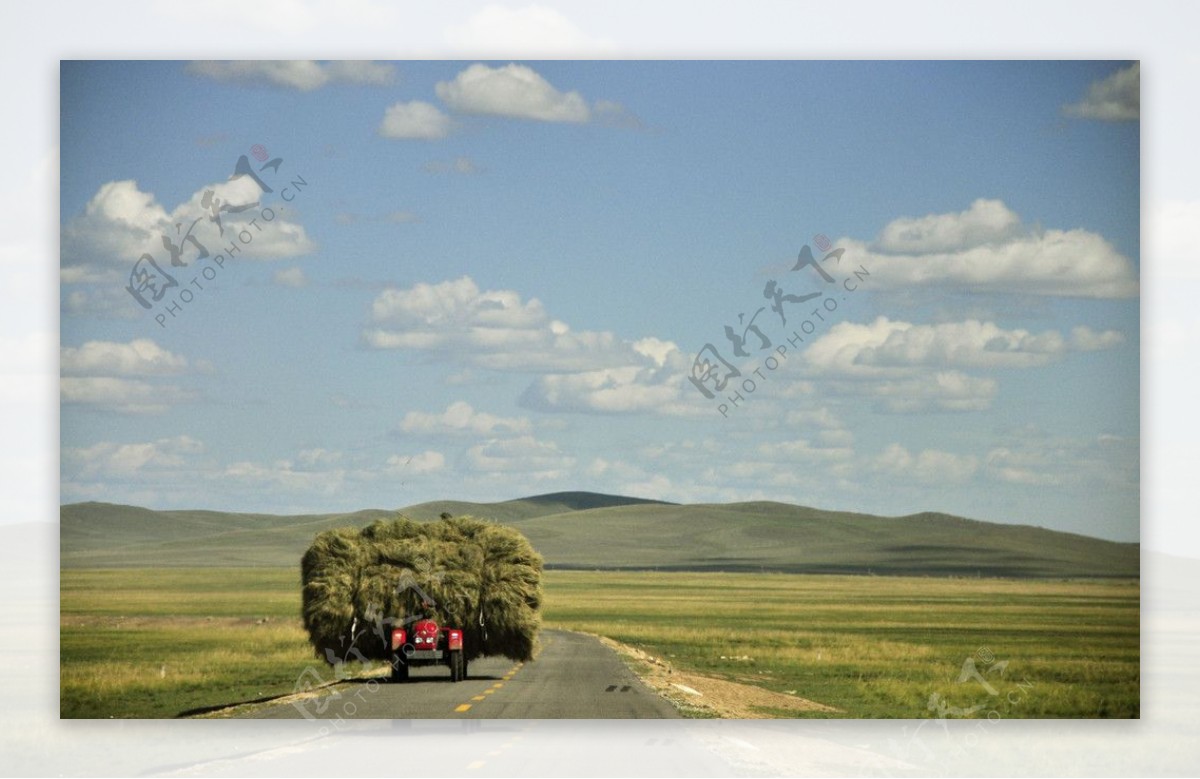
[391,656,409,682]
[462,658,469,681]
[450,650,463,682]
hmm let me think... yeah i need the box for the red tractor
[389,618,468,682]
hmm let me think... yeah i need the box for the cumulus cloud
[363,276,711,416]
[400,401,530,436]
[63,435,204,478]
[872,443,979,485]
[187,60,396,90]
[363,275,645,372]
[379,100,454,140]
[1063,62,1139,121]
[61,176,314,288]
[272,267,308,288]
[223,459,347,495]
[519,348,705,416]
[61,377,196,414]
[435,63,616,123]
[466,435,574,478]
[445,5,615,53]
[384,451,446,475]
[983,426,1137,488]
[62,286,140,320]
[793,313,1124,414]
[984,447,1065,486]
[61,339,197,413]
[755,437,854,463]
[61,338,189,376]
[805,317,1124,373]
[844,199,1137,298]
[875,199,1021,254]
[842,371,998,414]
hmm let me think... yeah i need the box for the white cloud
[363,275,647,372]
[60,377,196,414]
[518,337,716,416]
[984,447,1064,486]
[60,339,197,413]
[756,437,854,463]
[400,401,531,436]
[272,267,308,288]
[187,60,396,90]
[466,435,574,478]
[805,317,1124,373]
[379,100,454,140]
[783,407,842,429]
[223,459,347,495]
[1063,62,1139,121]
[297,448,342,467]
[63,435,204,478]
[384,451,446,475]
[843,200,1137,298]
[797,316,1122,414]
[983,427,1137,488]
[445,5,615,53]
[436,63,600,123]
[61,177,314,287]
[61,338,189,376]
[519,356,703,416]
[62,286,139,319]
[857,371,998,414]
[873,443,979,485]
[1068,326,1125,351]
[875,198,1021,253]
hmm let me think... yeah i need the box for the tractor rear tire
[449,650,463,682]
[462,658,469,681]
[391,656,409,683]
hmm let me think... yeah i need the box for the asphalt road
[250,629,680,720]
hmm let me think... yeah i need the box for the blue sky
[59,60,1139,542]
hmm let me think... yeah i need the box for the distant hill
[400,491,674,523]
[59,493,1138,578]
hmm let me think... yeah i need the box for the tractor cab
[389,617,466,682]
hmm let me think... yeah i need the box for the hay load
[300,514,543,665]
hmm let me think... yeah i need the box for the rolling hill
[59,492,1138,578]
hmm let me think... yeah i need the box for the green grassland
[545,571,1139,718]
[60,568,1139,719]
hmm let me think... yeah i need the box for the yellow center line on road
[492,682,504,688]
[454,704,471,712]
[471,695,485,701]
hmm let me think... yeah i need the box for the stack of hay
[301,515,543,665]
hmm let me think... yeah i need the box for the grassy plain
[60,568,1139,719]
